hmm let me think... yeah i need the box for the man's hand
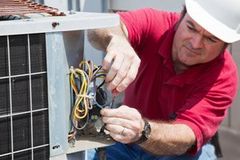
[87,22,140,95]
[103,34,140,96]
[101,105,144,144]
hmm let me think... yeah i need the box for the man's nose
[190,35,203,49]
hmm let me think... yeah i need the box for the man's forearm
[87,22,128,52]
[140,121,196,156]
[87,28,112,51]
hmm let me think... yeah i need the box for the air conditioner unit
[0,8,119,160]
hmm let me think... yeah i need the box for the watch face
[143,120,151,138]
[135,120,151,144]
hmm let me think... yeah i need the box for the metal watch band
[135,119,151,144]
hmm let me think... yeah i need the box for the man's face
[172,13,226,68]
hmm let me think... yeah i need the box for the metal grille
[0,34,49,160]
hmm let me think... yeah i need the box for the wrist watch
[135,119,151,144]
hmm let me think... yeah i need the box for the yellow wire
[74,70,88,119]
[79,60,93,79]
[70,67,89,120]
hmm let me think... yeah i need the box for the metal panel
[0,12,119,36]
[108,0,185,12]
[229,41,240,131]
[44,0,69,11]
[46,31,84,157]
[221,45,234,128]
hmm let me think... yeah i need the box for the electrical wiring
[68,60,110,142]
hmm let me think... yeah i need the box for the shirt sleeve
[174,53,238,154]
[118,8,179,57]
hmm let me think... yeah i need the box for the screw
[52,22,60,28]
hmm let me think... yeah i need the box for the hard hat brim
[186,0,240,43]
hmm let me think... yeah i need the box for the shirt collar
[157,26,175,61]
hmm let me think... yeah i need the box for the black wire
[92,73,106,89]
[97,80,105,89]
[93,65,103,72]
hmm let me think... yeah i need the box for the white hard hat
[185,0,240,43]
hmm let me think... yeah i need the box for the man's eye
[187,25,195,31]
[206,37,217,43]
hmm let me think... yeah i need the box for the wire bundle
[68,60,107,142]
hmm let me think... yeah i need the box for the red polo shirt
[118,8,238,153]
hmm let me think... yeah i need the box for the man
[87,0,239,159]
